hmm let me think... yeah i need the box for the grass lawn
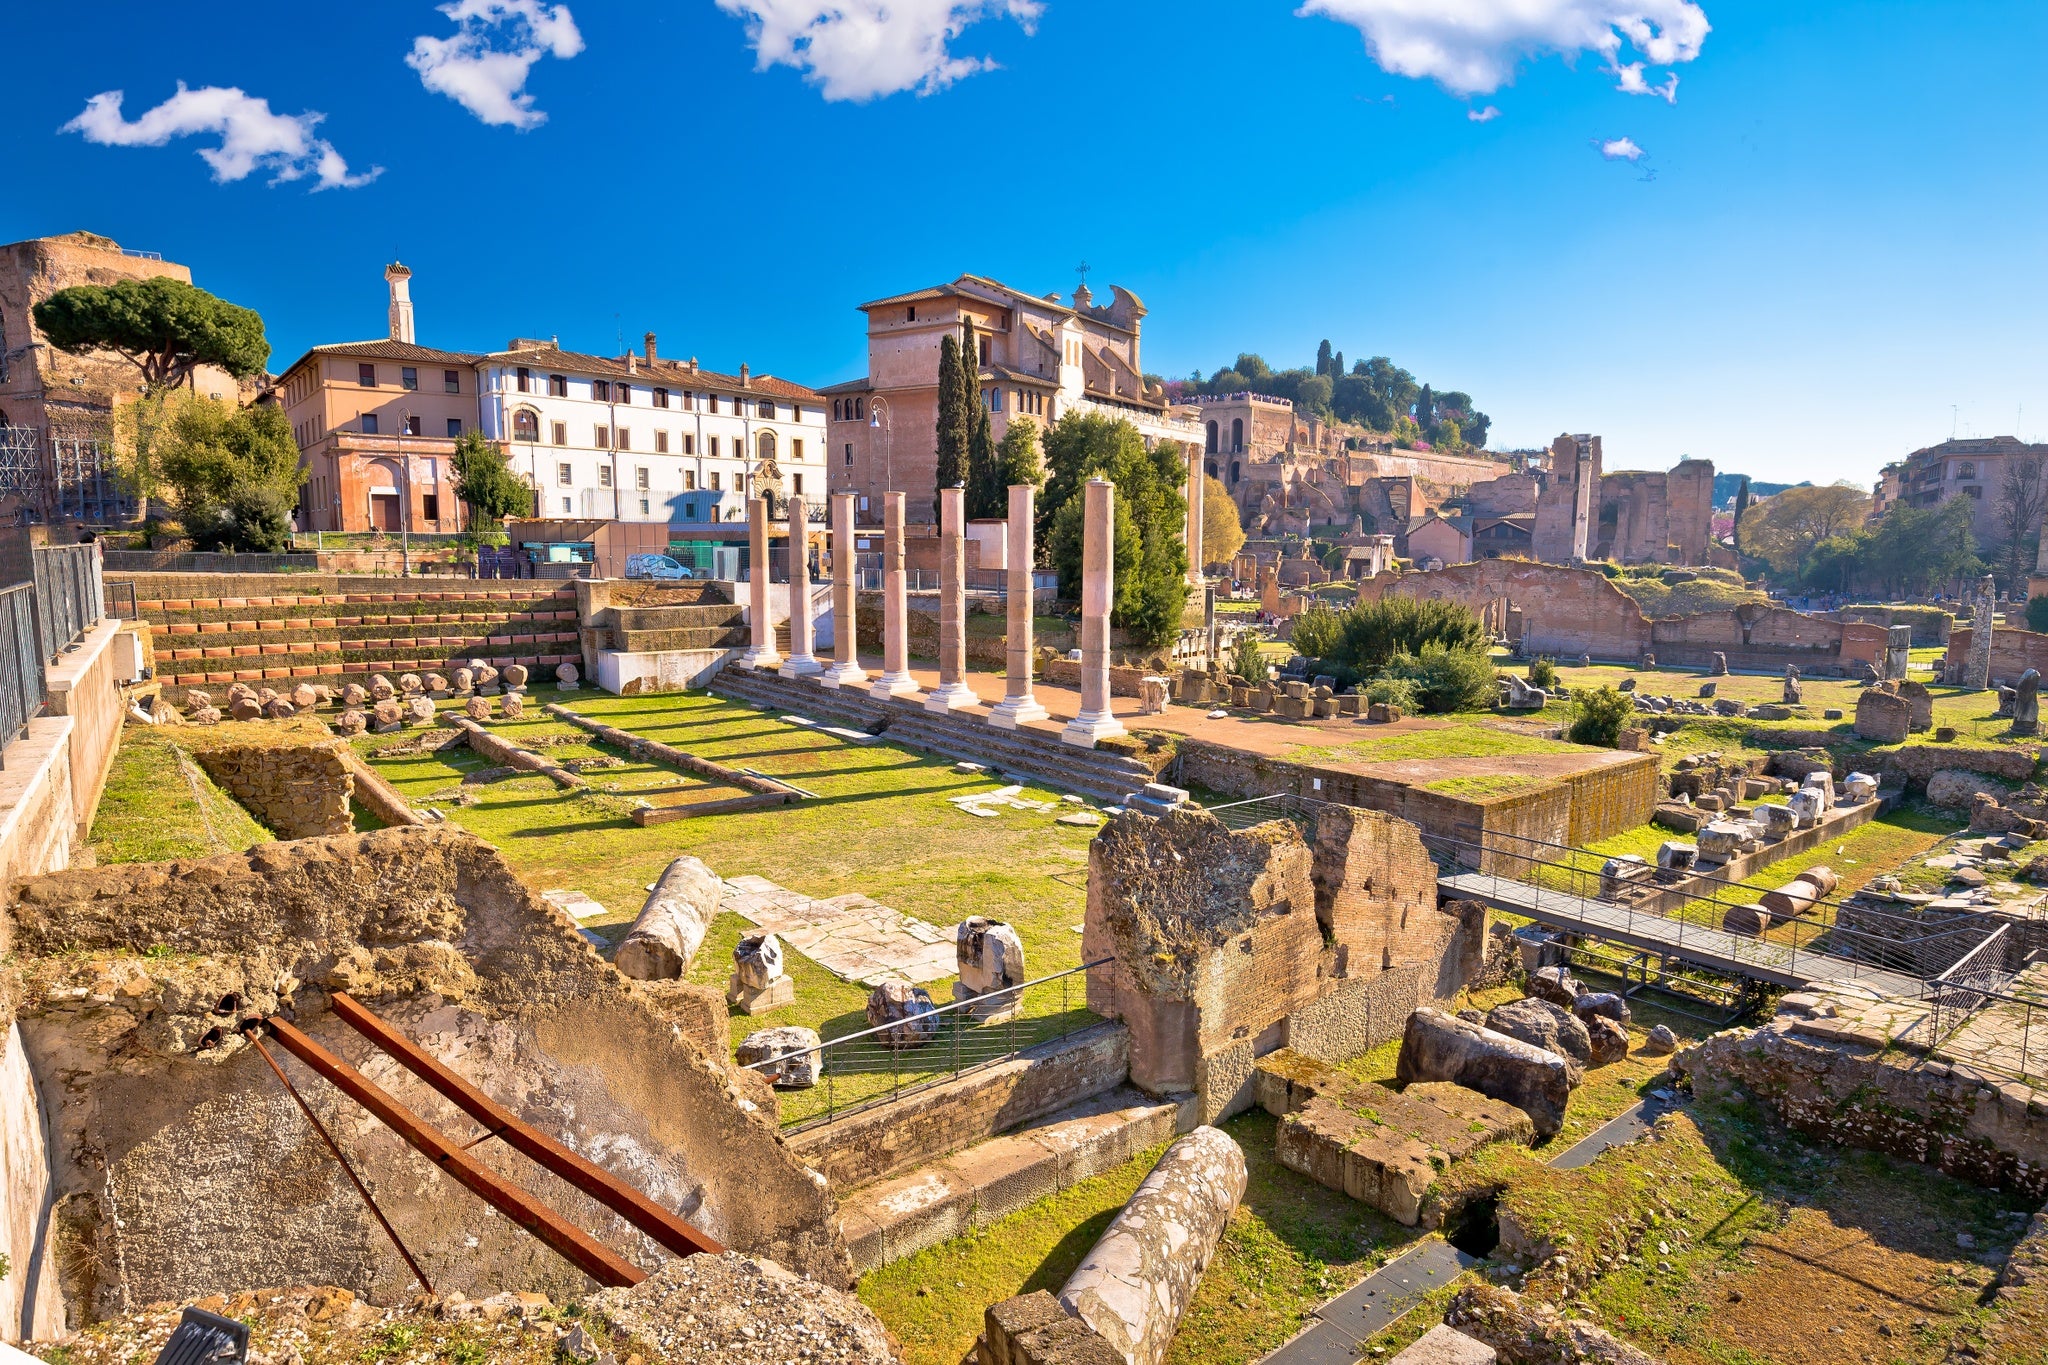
[1284,718,1588,768]
[90,727,276,863]
[352,688,1104,1117]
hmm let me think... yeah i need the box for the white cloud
[1597,135,1645,160]
[1298,0,1709,100]
[714,0,1043,102]
[1468,105,1501,122]
[409,0,584,128]
[62,84,379,190]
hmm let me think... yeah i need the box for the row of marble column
[736,480,1125,749]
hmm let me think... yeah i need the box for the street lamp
[397,408,413,577]
[869,395,892,500]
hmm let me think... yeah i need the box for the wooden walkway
[1438,871,1926,998]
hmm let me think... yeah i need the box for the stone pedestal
[1965,574,1996,691]
[989,482,1048,729]
[869,492,920,699]
[821,490,868,689]
[728,974,795,1014]
[926,485,980,713]
[1064,478,1128,748]
[1184,444,1204,587]
[738,496,782,671]
[778,494,823,677]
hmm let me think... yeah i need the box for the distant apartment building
[476,335,823,532]
[1885,436,2046,545]
[0,230,250,522]
[275,266,480,534]
[823,275,1200,523]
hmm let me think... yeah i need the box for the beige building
[272,267,481,534]
[0,230,247,523]
[822,275,1200,524]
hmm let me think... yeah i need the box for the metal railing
[31,543,102,660]
[1913,950,2046,1085]
[103,579,139,620]
[743,959,1111,1133]
[0,583,47,764]
[1926,925,2014,1041]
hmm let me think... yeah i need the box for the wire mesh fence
[31,542,103,659]
[0,583,46,766]
[743,959,1111,1133]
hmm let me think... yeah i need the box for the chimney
[739,363,750,388]
[688,357,698,373]
[384,262,415,345]
[644,331,658,365]
[626,352,637,374]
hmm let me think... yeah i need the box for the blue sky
[7,0,2045,486]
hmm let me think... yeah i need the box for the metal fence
[0,583,47,764]
[31,543,103,660]
[743,959,1110,1133]
[102,579,139,621]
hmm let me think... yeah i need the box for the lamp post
[397,408,412,577]
[868,395,892,504]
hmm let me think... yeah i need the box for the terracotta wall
[1944,626,2048,685]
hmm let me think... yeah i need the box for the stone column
[1966,574,1996,691]
[868,492,920,699]
[925,485,980,712]
[1063,478,1127,748]
[1184,444,1204,587]
[989,483,1048,729]
[738,496,781,671]
[821,491,867,689]
[777,495,822,677]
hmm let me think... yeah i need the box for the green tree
[1044,422,1190,647]
[1292,602,1343,660]
[1201,473,1244,566]
[965,399,1001,519]
[1386,645,1499,714]
[452,430,531,544]
[1568,685,1635,746]
[1332,350,1345,379]
[1316,339,1334,376]
[1295,374,1333,419]
[1731,476,1752,549]
[2026,594,2048,633]
[1229,629,1267,682]
[1739,483,1872,575]
[156,399,305,553]
[1326,596,1489,676]
[994,418,1045,495]
[1862,501,1981,597]
[1991,451,2047,591]
[33,275,269,391]
[934,333,969,516]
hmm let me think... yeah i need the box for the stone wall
[1675,1020,2048,1198]
[1945,626,2048,687]
[1836,605,1952,647]
[182,726,356,839]
[2,827,847,1332]
[1362,560,1651,661]
[1591,460,1715,566]
[44,620,129,834]
[1650,604,1887,674]
[0,721,80,957]
[1,1021,63,1343]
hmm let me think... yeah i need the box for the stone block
[726,973,794,1014]
[1392,1325,1498,1365]
[1395,1008,1577,1139]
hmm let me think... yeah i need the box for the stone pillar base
[869,671,921,700]
[819,662,869,689]
[728,973,795,1015]
[987,696,1049,729]
[738,647,783,671]
[777,654,823,679]
[925,682,981,713]
[1061,711,1126,748]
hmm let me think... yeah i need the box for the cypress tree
[1333,349,1345,378]
[934,334,968,515]
[1316,339,1333,376]
[967,400,1000,519]
[1732,476,1752,554]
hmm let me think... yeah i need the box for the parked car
[624,553,694,581]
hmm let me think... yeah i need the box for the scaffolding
[0,425,42,506]
[50,436,132,523]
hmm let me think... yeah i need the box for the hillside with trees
[1156,344,1490,450]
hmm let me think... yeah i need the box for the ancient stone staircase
[708,666,1156,805]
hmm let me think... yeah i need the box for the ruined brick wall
[186,730,355,839]
[1945,626,2048,686]
[1362,560,1652,660]
[4,827,847,1324]
[1650,605,1886,673]
[1465,472,1540,520]
[1532,435,1599,563]
[1836,606,1952,646]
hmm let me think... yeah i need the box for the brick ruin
[0,826,853,1339]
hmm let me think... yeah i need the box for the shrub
[1291,602,1343,662]
[1527,656,1559,689]
[1387,645,1499,714]
[1362,677,1419,710]
[1229,630,1268,682]
[1329,596,1489,675]
[2027,595,2048,634]
[1568,685,1636,746]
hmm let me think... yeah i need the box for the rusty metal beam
[260,1014,646,1288]
[327,991,724,1259]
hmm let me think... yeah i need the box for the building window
[551,421,567,446]
[640,497,650,515]
[844,443,853,466]
[562,496,572,513]
[682,434,694,455]
[709,472,722,492]
[558,463,572,485]
[444,370,461,394]
[636,466,650,490]
[549,374,568,397]
[1959,462,1977,479]
[1232,418,1244,453]
[685,471,696,490]
[593,379,611,402]
[617,427,631,451]
[617,383,631,405]
[401,367,419,391]
[513,410,539,441]
[854,397,864,420]
[758,431,777,463]
[446,418,463,437]
[758,400,775,418]
[906,306,916,321]
[422,493,440,522]
[358,363,376,387]
[517,366,531,393]
[600,466,613,488]
[655,430,669,454]
[706,394,719,415]
[361,414,379,434]
[685,502,696,520]
[833,399,841,421]
[792,472,803,496]
[682,391,695,411]
[404,415,423,436]
[978,336,991,365]
[793,404,803,422]
[653,387,669,408]
[708,436,720,458]
[792,439,804,460]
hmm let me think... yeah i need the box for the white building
[476,333,826,530]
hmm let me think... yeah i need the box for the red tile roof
[480,344,820,400]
